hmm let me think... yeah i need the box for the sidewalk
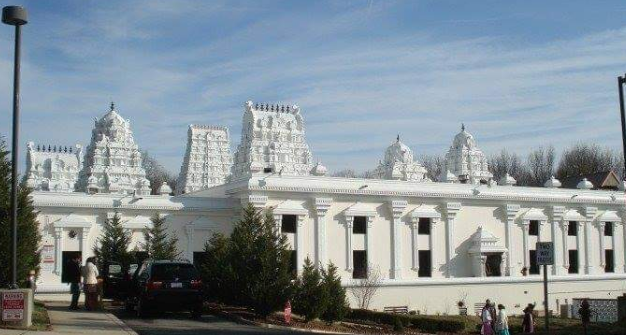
[1,300,137,335]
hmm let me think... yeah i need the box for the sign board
[537,242,554,265]
[2,291,24,321]
[41,244,54,263]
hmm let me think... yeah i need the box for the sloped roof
[560,170,620,191]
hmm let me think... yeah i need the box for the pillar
[520,220,530,270]
[597,221,606,271]
[314,198,332,268]
[345,216,354,271]
[365,216,374,261]
[296,215,305,273]
[389,200,407,279]
[79,228,89,262]
[273,214,282,236]
[185,224,194,262]
[410,219,419,271]
[550,206,566,275]
[429,218,439,277]
[54,227,63,275]
[576,221,584,273]
[561,221,570,273]
[504,204,520,276]
[444,202,461,278]
[582,207,597,274]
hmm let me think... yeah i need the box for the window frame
[281,214,298,234]
[604,222,613,237]
[417,218,431,235]
[353,216,367,235]
[529,220,539,236]
[567,222,578,236]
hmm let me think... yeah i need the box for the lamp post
[619,75,626,185]
[2,5,27,289]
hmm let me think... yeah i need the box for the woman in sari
[496,304,510,335]
[521,303,535,333]
[481,300,494,335]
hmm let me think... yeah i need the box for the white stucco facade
[27,101,626,315]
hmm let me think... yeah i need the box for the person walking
[82,257,99,311]
[579,299,591,335]
[481,299,494,335]
[522,303,535,333]
[67,255,82,310]
[496,304,510,335]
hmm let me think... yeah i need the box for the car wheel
[136,298,149,318]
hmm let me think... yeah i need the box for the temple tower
[24,142,83,192]
[442,124,492,184]
[176,124,233,194]
[76,103,151,195]
[376,136,428,181]
[231,101,314,179]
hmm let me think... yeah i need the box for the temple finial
[461,123,465,131]
[396,134,400,142]
[110,101,115,111]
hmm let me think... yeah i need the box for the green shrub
[393,315,404,332]
[347,309,466,333]
[293,258,328,322]
[320,262,349,323]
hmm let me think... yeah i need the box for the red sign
[284,300,291,324]
[2,292,24,321]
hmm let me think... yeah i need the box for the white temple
[24,142,82,192]
[376,136,428,181]
[442,124,493,184]
[176,125,232,194]
[75,103,151,195]
[24,101,626,317]
[231,101,313,179]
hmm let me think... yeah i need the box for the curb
[103,311,139,335]
[211,309,351,334]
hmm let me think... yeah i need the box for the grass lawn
[0,300,50,331]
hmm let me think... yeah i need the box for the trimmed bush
[347,309,467,333]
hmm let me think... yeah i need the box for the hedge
[347,309,468,333]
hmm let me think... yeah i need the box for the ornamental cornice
[313,197,332,216]
[245,178,626,206]
[388,200,408,219]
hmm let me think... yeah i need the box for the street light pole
[2,5,27,289]
[618,75,626,183]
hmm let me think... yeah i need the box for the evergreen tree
[228,204,294,317]
[0,139,41,287]
[198,233,233,303]
[293,257,328,322]
[321,262,349,323]
[143,214,179,260]
[93,213,132,273]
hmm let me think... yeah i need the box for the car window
[150,264,198,281]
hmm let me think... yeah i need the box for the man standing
[67,255,82,310]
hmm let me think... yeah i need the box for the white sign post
[536,242,554,331]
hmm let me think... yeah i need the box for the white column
[345,216,354,271]
[550,206,565,275]
[429,218,439,277]
[582,207,597,274]
[185,225,194,262]
[561,221,570,272]
[314,198,331,268]
[389,200,407,279]
[79,228,89,262]
[410,219,419,271]
[273,214,282,236]
[576,221,584,274]
[520,220,530,270]
[538,220,547,242]
[296,215,305,274]
[365,216,374,261]
[54,227,63,275]
[504,204,520,276]
[597,221,606,271]
[444,202,461,278]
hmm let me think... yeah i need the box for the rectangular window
[568,222,578,236]
[418,218,431,235]
[605,222,614,237]
[529,250,540,274]
[605,249,615,273]
[529,220,539,236]
[281,215,297,234]
[263,167,273,173]
[568,250,579,274]
[353,250,367,279]
[287,250,297,277]
[353,216,367,234]
[418,250,432,277]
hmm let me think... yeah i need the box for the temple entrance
[485,253,502,277]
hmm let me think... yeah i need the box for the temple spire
[461,123,465,131]
[396,134,400,142]
[110,101,115,111]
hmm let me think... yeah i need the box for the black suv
[125,260,203,318]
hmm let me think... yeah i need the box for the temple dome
[376,136,427,182]
[577,178,594,190]
[452,124,477,150]
[384,136,413,164]
[158,182,172,195]
[311,161,327,176]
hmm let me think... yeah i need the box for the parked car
[102,261,141,299]
[125,260,203,318]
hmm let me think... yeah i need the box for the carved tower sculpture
[442,124,492,184]
[376,135,428,181]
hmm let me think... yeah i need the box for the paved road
[115,309,343,335]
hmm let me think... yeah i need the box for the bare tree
[526,146,556,186]
[141,150,176,195]
[556,143,621,180]
[349,264,382,309]
[488,149,530,185]
[419,154,445,181]
[331,169,358,178]
[361,168,382,179]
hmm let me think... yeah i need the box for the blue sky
[1,0,626,174]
